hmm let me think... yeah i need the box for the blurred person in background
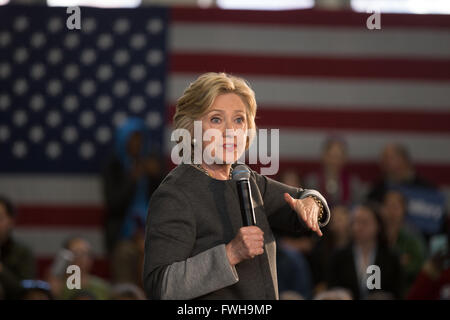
[278,168,302,189]
[304,136,365,207]
[309,205,351,295]
[279,290,305,300]
[110,283,146,300]
[327,201,404,299]
[275,232,314,300]
[313,287,353,300]
[380,190,426,291]
[407,231,450,300]
[367,143,433,202]
[275,170,315,299]
[368,143,446,242]
[20,280,53,300]
[67,290,97,300]
[0,195,36,300]
[110,222,145,289]
[102,117,164,256]
[47,236,110,300]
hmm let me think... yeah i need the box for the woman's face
[199,93,248,164]
[0,203,13,244]
[68,238,93,273]
[322,141,346,170]
[330,205,350,236]
[351,206,379,244]
[381,192,406,227]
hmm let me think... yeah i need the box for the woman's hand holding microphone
[225,226,265,266]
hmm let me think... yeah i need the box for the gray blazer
[143,163,330,300]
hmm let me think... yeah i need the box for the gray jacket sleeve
[160,244,238,299]
[143,185,238,300]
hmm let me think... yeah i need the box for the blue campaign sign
[397,186,447,235]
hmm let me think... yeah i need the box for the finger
[251,248,264,256]
[309,209,317,231]
[247,235,264,242]
[309,204,319,231]
[246,236,264,243]
[316,226,323,237]
[298,209,309,227]
[297,200,313,228]
[312,218,322,236]
[245,226,264,235]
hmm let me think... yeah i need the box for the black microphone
[232,164,256,226]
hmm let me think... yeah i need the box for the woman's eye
[211,117,221,124]
[235,117,244,124]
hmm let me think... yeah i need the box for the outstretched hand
[284,193,323,237]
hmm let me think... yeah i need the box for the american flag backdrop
[1,6,450,277]
[0,5,169,274]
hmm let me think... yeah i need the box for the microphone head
[232,164,251,181]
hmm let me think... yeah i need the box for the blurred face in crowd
[351,205,379,245]
[127,131,143,159]
[22,290,51,300]
[280,170,301,188]
[329,205,351,236]
[322,140,347,172]
[381,144,409,178]
[145,156,161,176]
[0,202,13,244]
[67,238,93,274]
[381,191,406,228]
[200,93,248,165]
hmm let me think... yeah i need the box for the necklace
[191,163,233,180]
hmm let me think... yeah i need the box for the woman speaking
[143,72,331,300]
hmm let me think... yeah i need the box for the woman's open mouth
[223,143,237,152]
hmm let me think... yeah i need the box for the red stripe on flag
[172,7,450,29]
[255,108,450,133]
[170,53,450,81]
[253,160,450,187]
[166,105,450,133]
[15,206,104,227]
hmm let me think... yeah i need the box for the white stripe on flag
[171,23,450,59]
[0,175,102,205]
[169,74,450,111]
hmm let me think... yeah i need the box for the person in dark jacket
[102,117,164,255]
[0,196,36,300]
[143,73,331,300]
[327,201,404,299]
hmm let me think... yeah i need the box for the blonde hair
[173,72,257,150]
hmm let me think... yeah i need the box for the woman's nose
[223,119,236,135]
